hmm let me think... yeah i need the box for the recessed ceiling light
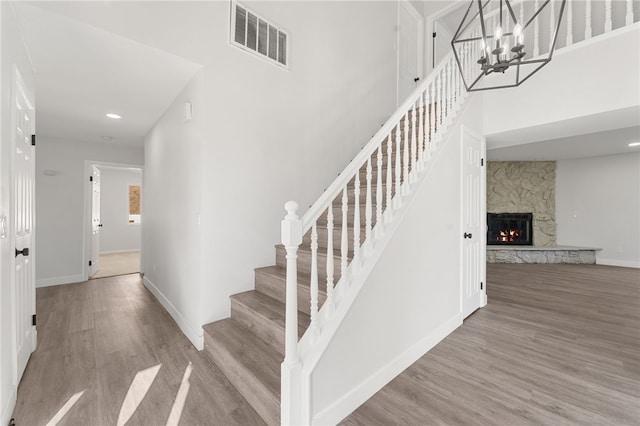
[102,136,114,141]
[106,113,122,119]
[629,142,640,147]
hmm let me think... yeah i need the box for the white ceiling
[15,3,201,147]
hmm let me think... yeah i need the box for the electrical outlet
[616,247,624,254]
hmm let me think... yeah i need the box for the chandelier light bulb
[495,25,503,40]
[513,23,524,45]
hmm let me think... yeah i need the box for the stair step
[231,290,309,356]
[255,265,327,316]
[302,223,358,251]
[203,319,281,426]
[275,244,351,280]
[316,203,383,227]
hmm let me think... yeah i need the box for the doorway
[397,0,424,105]
[85,163,143,280]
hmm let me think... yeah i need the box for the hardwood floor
[12,265,639,425]
[11,274,264,426]
[90,251,141,279]
[343,264,640,425]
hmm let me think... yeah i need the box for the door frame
[82,160,144,280]
[459,125,487,316]
[425,1,466,74]
[397,0,424,107]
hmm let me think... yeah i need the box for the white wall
[0,2,36,423]
[98,167,142,254]
[311,95,484,424]
[38,0,401,343]
[556,152,640,268]
[143,71,204,349]
[484,24,640,139]
[35,137,143,287]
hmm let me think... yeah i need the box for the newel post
[281,201,303,425]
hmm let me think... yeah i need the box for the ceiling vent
[231,1,289,69]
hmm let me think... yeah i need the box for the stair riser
[254,270,327,316]
[276,245,345,283]
[204,332,280,426]
[303,225,357,251]
[317,205,383,227]
[231,299,285,356]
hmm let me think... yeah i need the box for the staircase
[203,121,416,425]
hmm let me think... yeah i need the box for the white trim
[1,385,17,426]
[143,276,204,350]
[99,249,141,255]
[596,258,640,269]
[36,274,86,288]
[312,314,463,426]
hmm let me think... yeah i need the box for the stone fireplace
[487,213,533,245]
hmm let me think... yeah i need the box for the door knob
[98,224,103,227]
[15,247,30,257]
[464,232,473,239]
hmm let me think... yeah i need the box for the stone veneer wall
[487,161,556,246]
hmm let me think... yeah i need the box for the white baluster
[365,157,373,249]
[429,81,435,145]
[394,124,402,208]
[403,112,410,194]
[566,0,573,46]
[604,0,612,32]
[309,223,319,341]
[325,206,335,314]
[424,89,432,161]
[446,61,452,119]
[534,0,540,56]
[418,91,425,169]
[375,147,383,238]
[437,72,443,136]
[385,134,393,222]
[627,0,634,26]
[352,173,361,271]
[281,201,302,368]
[410,106,417,182]
[585,0,592,39]
[340,186,349,289]
[549,0,555,53]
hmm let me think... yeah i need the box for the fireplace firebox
[487,213,533,245]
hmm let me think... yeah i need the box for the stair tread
[275,244,355,258]
[231,290,309,339]
[255,265,327,294]
[203,318,282,401]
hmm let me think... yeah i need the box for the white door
[89,166,101,277]
[461,127,486,318]
[12,66,36,381]
[398,0,424,105]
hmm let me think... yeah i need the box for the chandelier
[452,0,566,91]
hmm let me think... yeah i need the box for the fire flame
[498,229,520,242]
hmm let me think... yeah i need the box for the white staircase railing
[279,0,639,423]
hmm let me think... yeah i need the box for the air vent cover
[231,1,288,68]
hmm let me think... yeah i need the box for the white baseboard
[312,313,463,426]
[36,273,86,288]
[1,385,17,426]
[99,249,141,255]
[596,258,640,268]
[143,277,204,350]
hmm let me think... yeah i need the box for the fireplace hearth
[487,213,533,245]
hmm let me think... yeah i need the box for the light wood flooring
[91,251,141,279]
[12,264,640,425]
[12,274,265,426]
[343,264,640,425]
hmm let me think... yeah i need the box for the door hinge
[32,314,36,326]
[31,134,36,146]
[480,282,484,290]
[89,176,93,182]
[432,32,436,38]
[481,158,484,166]
[89,260,92,266]
[9,418,16,426]
[414,77,420,82]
